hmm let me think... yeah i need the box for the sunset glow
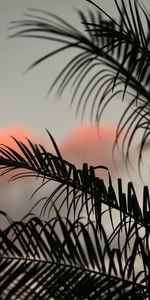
[60,124,126,182]
[0,126,36,149]
[0,124,142,187]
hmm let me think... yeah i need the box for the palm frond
[9,0,150,164]
[0,133,150,239]
[0,211,150,299]
[3,1,150,298]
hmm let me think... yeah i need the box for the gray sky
[0,0,149,140]
[0,0,126,141]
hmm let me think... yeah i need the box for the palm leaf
[9,0,150,164]
[0,211,150,299]
[0,133,150,257]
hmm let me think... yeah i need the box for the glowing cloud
[60,124,126,181]
[0,124,145,222]
[0,126,40,150]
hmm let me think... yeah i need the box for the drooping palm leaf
[0,211,150,300]
[9,0,150,164]
[0,132,150,257]
[0,133,148,226]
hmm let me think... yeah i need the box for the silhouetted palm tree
[1,0,150,299]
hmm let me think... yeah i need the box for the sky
[0,0,127,139]
[1,0,150,221]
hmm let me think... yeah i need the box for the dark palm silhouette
[1,0,150,299]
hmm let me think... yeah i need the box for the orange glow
[0,126,46,152]
[0,124,142,199]
[0,124,123,174]
[61,125,116,164]
[60,124,125,182]
[0,127,33,146]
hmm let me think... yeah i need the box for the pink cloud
[0,125,45,150]
[0,124,146,222]
[60,124,126,183]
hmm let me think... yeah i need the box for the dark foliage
[1,0,150,299]
[0,134,150,299]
